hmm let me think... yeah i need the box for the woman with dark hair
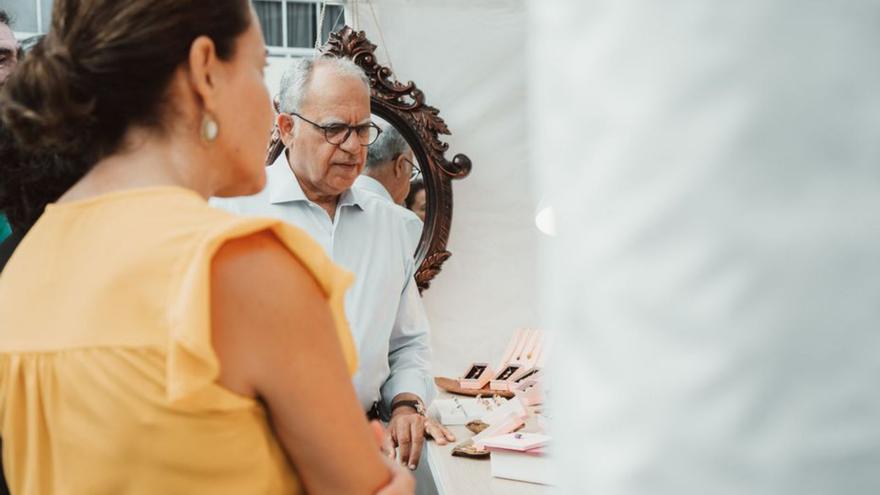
[0,1,411,494]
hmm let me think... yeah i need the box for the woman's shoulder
[17,185,349,294]
[52,186,270,245]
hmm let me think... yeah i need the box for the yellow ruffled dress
[0,187,357,494]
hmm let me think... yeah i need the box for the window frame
[10,0,346,58]
[255,0,347,58]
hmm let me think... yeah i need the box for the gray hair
[278,57,370,114]
[366,124,410,169]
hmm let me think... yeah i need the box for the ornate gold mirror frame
[266,26,472,291]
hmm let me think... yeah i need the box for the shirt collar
[267,152,367,211]
[354,175,394,203]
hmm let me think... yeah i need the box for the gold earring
[201,113,219,142]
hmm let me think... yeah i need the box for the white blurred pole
[531,1,880,494]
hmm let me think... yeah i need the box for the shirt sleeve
[380,271,436,410]
[405,215,424,254]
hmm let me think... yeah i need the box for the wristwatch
[390,399,426,416]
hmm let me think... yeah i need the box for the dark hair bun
[0,0,252,232]
[1,39,97,157]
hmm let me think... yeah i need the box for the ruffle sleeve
[164,216,357,408]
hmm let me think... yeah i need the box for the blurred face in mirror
[406,180,426,222]
[281,63,371,198]
[411,188,426,221]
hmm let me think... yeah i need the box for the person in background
[355,125,423,252]
[405,178,427,223]
[0,11,19,494]
[0,9,20,245]
[212,56,455,471]
[0,0,412,493]
[0,9,18,85]
[0,89,86,273]
[0,214,9,243]
[358,125,418,206]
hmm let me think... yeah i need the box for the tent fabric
[532,1,880,493]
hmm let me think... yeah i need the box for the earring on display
[201,113,219,142]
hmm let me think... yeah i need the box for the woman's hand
[376,456,415,495]
[369,421,414,495]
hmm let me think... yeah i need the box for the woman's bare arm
[210,230,393,495]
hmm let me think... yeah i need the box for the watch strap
[390,399,425,416]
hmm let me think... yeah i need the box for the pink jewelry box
[458,362,494,390]
[490,329,547,391]
[472,413,526,451]
[458,328,526,389]
[512,378,544,406]
[458,328,550,392]
[480,432,550,452]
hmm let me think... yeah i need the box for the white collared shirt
[353,175,424,253]
[211,154,435,412]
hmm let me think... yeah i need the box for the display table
[424,393,550,495]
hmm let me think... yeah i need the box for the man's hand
[387,397,456,469]
[388,405,426,469]
[424,417,456,446]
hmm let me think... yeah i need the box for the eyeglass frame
[287,112,382,146]
[403,157,421,181]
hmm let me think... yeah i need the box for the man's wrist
[390,398,425,417]
[391,404,418,417]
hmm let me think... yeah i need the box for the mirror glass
[357,114,426,258]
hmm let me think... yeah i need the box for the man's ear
[187,36,220,112]
[278,113,295,147]
[393,155,408,178]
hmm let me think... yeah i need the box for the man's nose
[338,128,362,154]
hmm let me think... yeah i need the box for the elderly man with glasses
[0,9,20,87]
[355,125,424,252]
[212,56,453,471]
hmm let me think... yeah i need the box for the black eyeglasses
[403,157,421,181]
[289,112,382,146]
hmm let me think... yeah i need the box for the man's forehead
[301,66,370,114]
[0,25,17,51]
[0,23,16,43]
[310,62,368,90]
[302,89,371,123]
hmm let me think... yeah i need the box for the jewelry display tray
[435,376,515,399]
